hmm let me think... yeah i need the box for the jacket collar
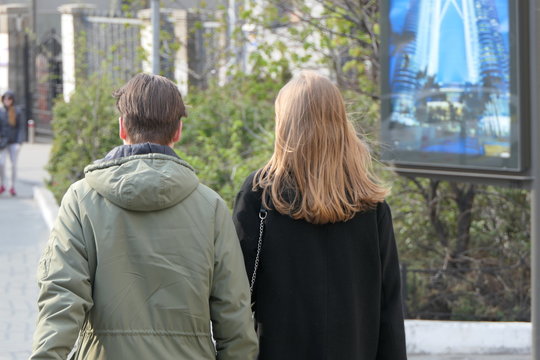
[100,142,179,162]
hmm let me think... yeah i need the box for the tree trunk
[428,180,449,248]
[450,182,476,267]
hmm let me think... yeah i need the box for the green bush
[177,74,280,207]
[47,75,121,202]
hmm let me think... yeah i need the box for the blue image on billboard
[383,0,518,169]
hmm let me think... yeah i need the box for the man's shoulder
[62,178,95,204]
[191,183,227,208]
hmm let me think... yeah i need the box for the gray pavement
[0,141,51,360]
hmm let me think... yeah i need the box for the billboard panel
[380,0,526,172]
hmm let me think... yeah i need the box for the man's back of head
[113,73,186,145]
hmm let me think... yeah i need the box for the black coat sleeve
[376,201,407,360]
[16,108,26,143]
[0,109,6,139]
[232,172,262,303]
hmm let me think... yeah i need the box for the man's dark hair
[113,73,187,145]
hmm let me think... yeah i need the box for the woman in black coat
[233,71,407,360]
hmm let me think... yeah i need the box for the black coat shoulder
[232,170,262,241]
[236,171,258,196]
[377,200,392,223]
[233,171,263,223]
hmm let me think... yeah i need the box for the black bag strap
[249,207,267,295]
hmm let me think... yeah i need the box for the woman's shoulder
[233,170,263,214]
[236,170,262,202]
[239,170,260,193]
[375,200,392,222]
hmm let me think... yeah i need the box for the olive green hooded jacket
[31,150,258,359]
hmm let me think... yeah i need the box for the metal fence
[82,11,143,83]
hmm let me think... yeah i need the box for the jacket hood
[1,90,15,103]
[84,152,199,211]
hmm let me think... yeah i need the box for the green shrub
[47,75,121,202]
[177,74,280,207]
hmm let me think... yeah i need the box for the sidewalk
[0,141,52,360]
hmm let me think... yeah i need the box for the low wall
[405,320,531,355]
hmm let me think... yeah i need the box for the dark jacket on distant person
[233,171,407,360]
[0,90,25,144]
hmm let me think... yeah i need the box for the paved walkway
[0,142,51,360]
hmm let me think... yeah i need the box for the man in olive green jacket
[30,74,258,359]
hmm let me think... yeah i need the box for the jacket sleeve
[16,108,26,143]
[210,198,259,360]
[376,202,408,360]
[30,186,94,359]
[0,109,6,139]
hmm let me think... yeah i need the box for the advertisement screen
[380,0,523,171]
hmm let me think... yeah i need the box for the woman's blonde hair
[253,71,388,224]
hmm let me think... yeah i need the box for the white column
[0,4,29,97]
[150,0,160,75]
[137,9,153,75]
[139,8,190,95]
[170,9,189,96]
[58,4,95,102]
[0,31,8,95]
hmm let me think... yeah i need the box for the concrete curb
[405,320,531,355]
[33,186,59,231]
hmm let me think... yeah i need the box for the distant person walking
[0,90,25,196]
[233,71,407,360]
[30,74,258,359]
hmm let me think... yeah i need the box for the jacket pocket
[37,244,52,280]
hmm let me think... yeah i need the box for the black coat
[233,172,407,360]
